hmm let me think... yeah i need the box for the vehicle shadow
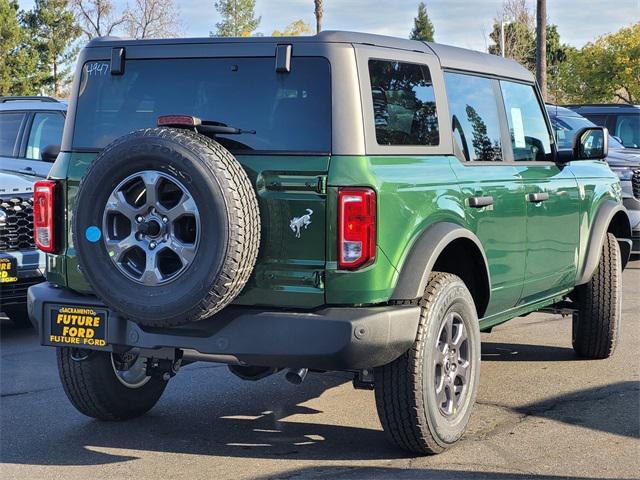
[481,342,580,362]
[1,367,407,466]
[3,362,638,468]
[253,466,631,480]
[514,380,639,439]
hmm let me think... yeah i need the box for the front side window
[0,113,25,157]
[613,113,640,148]
[368,60,439,146]
[74,57,331,153]
[500,81,552,161]
[26,112,65,160]
[444,72,502,161]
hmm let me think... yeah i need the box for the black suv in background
[547,105,640,255]
[566,104,640,149]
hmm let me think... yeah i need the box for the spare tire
[73,128,260,327]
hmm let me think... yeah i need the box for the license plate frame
[0,255,18,283]
[48,305,109,349]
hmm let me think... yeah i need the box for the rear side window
[444,72,502,162]
[368,60,439,146]
[0,113,25,157]
[26,112,65,160]
[73,57,331,153]
[500,81,552,161]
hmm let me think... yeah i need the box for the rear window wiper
[157,115,255,135]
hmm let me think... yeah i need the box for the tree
[410,2,434,42]
[212,0,260,37]
[535,0,546,98]
[545,24,574,103]
[488,0,534,68]
[22,0,81,96]
[72,0,126,39]
[558,24,640,104]
[466,105,500,162]
[314,0,323,34]
[0,0,42,95]
[124,0,181,39]
[272,19,311,37]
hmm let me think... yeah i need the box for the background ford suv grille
[0,196,35,251]
[633,169,640,200]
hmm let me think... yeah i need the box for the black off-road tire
[73,128,260,327]
[375,272,481,455]
[57,347,167,420]
[572,233,621,359]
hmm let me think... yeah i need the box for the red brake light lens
[33,180,57,253]
[157,115,201,127]
[338,187,376,270]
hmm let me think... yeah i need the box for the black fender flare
[391,222,491,312]
[576,200,632,286]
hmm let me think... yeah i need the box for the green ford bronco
[28,31,632,454]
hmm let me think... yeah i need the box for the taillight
[33,180,57,253]
[338,187,376,270]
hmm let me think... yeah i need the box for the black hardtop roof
[86,30,533,82]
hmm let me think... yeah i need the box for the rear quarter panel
[326,154,467,305]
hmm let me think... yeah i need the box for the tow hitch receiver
[146,351,182,381]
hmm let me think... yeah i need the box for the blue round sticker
[85,226,102,243]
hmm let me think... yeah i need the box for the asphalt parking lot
[1,260,638,480]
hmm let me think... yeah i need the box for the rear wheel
[57,347,168,420]
[572,233,621,359]
[375,272,481,454]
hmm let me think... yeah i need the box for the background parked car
[0,96,67,177]
[547,105,640,255]
[0,169,46,325]
[566,104,640,149]
[0,96,65,325]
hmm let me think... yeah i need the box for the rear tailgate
[60,44,332,309]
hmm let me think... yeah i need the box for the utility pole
[536,0,547,99]
[500,21,505,57]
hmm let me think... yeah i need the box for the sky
[18,0,640,52]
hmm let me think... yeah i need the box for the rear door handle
[527,192,550,203]
[468,196,494,208]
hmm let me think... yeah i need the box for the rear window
[73,57,331,153]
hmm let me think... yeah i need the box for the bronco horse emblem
[290,209,313,238]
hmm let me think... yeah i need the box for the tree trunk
[536,0,547,100]
[315,0,323,34]
[53,61,58,97]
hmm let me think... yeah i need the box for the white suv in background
[1,96,67,177]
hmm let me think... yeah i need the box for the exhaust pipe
[285,367,308,385]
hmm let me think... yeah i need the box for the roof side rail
[0,96,59,103]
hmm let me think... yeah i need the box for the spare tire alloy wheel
[74,128,260,327]
[103,171,200,286]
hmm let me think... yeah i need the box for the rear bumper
[27,282,420,370]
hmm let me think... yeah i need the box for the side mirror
[41,144,60,162]
[572,127,608,160]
